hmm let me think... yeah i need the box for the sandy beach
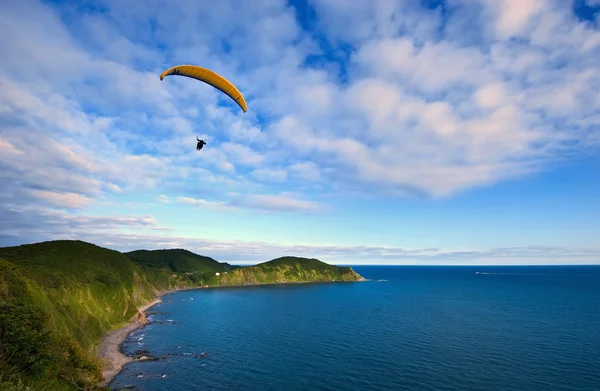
[97,287,202,387]
[98,299,162,387]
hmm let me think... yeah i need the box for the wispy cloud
[175,196,234,211]
[3,225,598,265]
[242,193,324,213]
[157,194,170,204]
[0,204,171,247]
[169,192,325,213]
[27,190,92,209]
[251,168,288,182]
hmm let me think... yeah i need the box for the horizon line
[2,239,598,267]
[230,262,600,267]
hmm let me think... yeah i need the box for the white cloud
[176,196,234,211]
[243,193,323,213]
[309,0,442,44]
[220,142,265,166]
[251,167,288,182]
[0,138,24,156]
[106,183,124,193]
[27,190,92,209]
[491,0,546,39]
[352,38,491,93]
[157,194,170,203]
[289,161,322,182]
[474,82,508,109]
[0,204,171,246]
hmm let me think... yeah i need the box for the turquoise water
[111,266,600,390]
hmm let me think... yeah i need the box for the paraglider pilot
[197,137,207,151]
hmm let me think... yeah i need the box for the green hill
[0,240,364,391]
[212,256,365,286]
[0,241,195,391]
[124,249,229,274]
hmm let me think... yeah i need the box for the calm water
[111,266,600,391]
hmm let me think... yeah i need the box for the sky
[0,0,599,265]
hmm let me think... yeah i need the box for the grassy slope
[214,256,365,286]
[125,252,366,287]
[0,242,364,390]
[0,241,195,391]
[124,249,230,274]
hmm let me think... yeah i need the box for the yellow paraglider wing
[160,65,248,113]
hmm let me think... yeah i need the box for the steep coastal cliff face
[0,241,364,390]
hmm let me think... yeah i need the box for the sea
[110,266,600,391]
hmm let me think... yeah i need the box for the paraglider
[196,137,206,151]
[159,65,248,113]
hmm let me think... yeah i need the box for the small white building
[215,272,220,276]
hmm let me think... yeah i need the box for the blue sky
[1,0,599,265]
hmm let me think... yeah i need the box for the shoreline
[97,287,201,387]
[98,299,162,387]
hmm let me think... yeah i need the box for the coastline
[97,287,203,387]
[98,299,162,387]
[97,279,366,387]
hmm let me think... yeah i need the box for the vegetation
[0,241,191,390]
[214,256,364,286]
[0,241,363,390]
[124,249,230,274]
